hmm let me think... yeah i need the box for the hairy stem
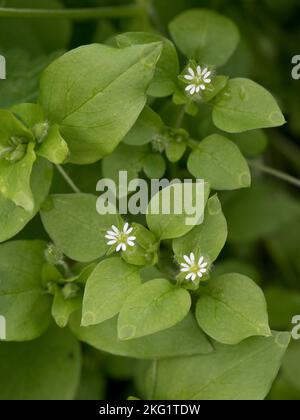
[0,5,144,20]
[55,165,81,194]
[270,133,300,175]
[248,160,300,188]
[174,106,186,129]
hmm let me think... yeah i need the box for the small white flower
[183,65,212,96]
[105,223,136,252]
[180,253,208,282]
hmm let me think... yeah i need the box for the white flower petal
[184,255,192,265]
[180,263,189,269]
[126,227,133,234]
[116,243,122,252]
[111,225,119,234]
[202,68,208,75]
[121,243,127,252]
[127,236,136,242]
[106,230,117,237]
[190,253,195,264]
[204,78,211,84]
[127,241,135,247]
[107,240,117,246]
[105,236,118,243]
[196,86,201,93]
[188,67,195,76]
[200,84,206,90]
[190,86,196,95]
[185,84,193,92]
[200,268,207,273]
[197,271,204,278]
[184,75,194,80]
[186,272,194,280]
[201,262,208,268]
[197,65,202,75]
[181,267,190,273]
[204,71,212,78]
[123,223,129,233]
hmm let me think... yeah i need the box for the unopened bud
[33,121,49,144]
[62,283,80,300]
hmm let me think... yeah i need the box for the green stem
[174,105,186,129]
[0,5,144,20]
[55,165,81,194]
[149,359,158,400]
[248,160,300,188]
[270,133,300,175]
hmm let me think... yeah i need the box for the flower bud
[45,243,64,266]
[33,121,49,144]
[62,283,80,300]
[5,144,27,163]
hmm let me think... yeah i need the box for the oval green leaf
[196,273,271,345]
[118,278,191,340]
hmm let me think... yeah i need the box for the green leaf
[201,75,229,103]
[0,142,36,212]
[224,182,300,243]
[0,326,81,400]
[173,195,227,263]
[37,124,69,164]
[169,9,240,67]
[123,106,164,146]
[11,103,45,129]
[40,194,121,263]
[187,134,251,190]
[213,78,286,133]
[146,182,210,240]
[70,311,212,359]
[137,332,290,400]
[121,223,159,267]
[0,157,53,243]
[0,240,52,341]
[39,43,163,164]
[82,258,141,327]
[143,153,166,179]
[51,286,82,329]
[114,32,179,97]
[0,109,34,147]
[102,143,147,189]
[166,141,186,163]
[118,279,191,340]
[196,273,271,345]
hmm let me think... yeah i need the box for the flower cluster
[180,253,208,282]
[105,223,136,252]
[183,65,212,95]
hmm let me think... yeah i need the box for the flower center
[118,232,128,244]
[187,263,199,276]
[194,75,204,85]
